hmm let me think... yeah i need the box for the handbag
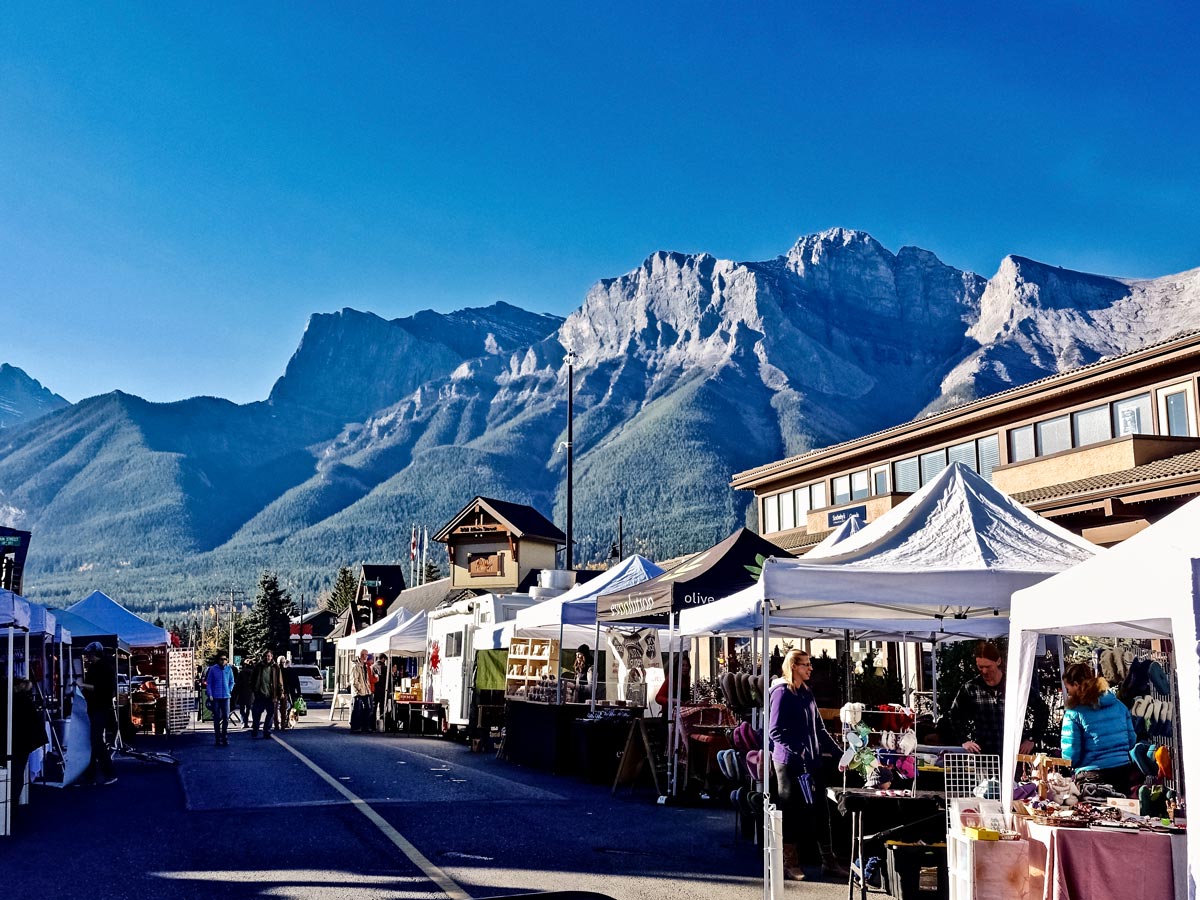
[293,697,308,716]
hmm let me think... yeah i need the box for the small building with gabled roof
[433,496,564,594]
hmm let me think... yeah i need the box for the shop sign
[827,506,866,528]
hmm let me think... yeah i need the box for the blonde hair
[782,649,810,689]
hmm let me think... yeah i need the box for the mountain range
[3,228,1198,613]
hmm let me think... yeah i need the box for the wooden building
[433,496,565,594]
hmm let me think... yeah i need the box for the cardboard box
[1107,798,1139,816]
[964,826,1000,841]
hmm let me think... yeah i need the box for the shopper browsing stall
[1060,661,1137,788]
[768,649,848,882]
[79,642,118,786]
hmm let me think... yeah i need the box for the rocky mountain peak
[0,363,70,429]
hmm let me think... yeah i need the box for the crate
[886,841,948,900]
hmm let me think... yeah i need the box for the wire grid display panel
[943,753,1001,829]
[167,648,196,734]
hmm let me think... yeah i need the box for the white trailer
[425,592,537,729]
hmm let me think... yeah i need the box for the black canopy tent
[596,528,793,796]
[596,527,793,625]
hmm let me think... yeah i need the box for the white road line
[271,733,471,900]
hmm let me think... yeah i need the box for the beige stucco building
[733,330,1200,551]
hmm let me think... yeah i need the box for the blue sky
[3,3,1197,404]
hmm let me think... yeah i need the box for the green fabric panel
[475,649,508,691]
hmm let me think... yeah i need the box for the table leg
[847,810,858,900]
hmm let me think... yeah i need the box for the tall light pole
[565,345,576,570]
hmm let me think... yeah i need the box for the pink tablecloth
[1019,820,1181,900]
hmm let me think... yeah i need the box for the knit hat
[746,750,763,781]
[1148,660,1171,698]
[1155,745,1172,779]
[717,749,737,781]
[1130,741,1158,777]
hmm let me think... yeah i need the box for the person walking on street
[278,658,301,730]
[79,642,118,786]
[350,649,372,733]
[250,649,283,739]
[234,660,254,728]
[205,652,235,746]
[373,653,389,729]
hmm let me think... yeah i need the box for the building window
[832,475,851,506]
[446,631,464,657]
[947,441,977,471]
[1159,385,1194,437]
[779,489,795,531]
[795,486,811,521]
[1113,393,1152,436]
[1010,425,1035,462]
[977,434,1000,481]
[851,470,869,501]
[871,465,889,495]
[1073,404,1112,447]
[811,481,827,510]
[894,457,919,493]
[763,495,779,533]
[919,448,947,485]
[1037,415,1071,455]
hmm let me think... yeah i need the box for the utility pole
[565,345,576,570]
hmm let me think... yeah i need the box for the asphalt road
[0,707,849,900]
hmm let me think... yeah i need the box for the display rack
[944,753,1003,900]
[166,647,196,734]
[505,638,560,699]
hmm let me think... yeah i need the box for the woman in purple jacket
[768,648,847,881]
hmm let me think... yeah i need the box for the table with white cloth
[1017,819,1186,900]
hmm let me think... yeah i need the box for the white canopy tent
[358,610,428,656]
[749,463,1100,900]
[338,606,413,652]
[1002,495,1200,891]
[760,463,1099,621]
[803,513,863,559]
[513,555,665,631]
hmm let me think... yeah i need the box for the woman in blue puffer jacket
[1061,662,1137,788]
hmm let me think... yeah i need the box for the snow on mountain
[0,364,70,429]
[4,231,1200,609]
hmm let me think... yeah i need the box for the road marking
[271,734,471,900]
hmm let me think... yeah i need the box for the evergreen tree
[243,572,298,659]
[324,566,357,616]
[421,560,442,585]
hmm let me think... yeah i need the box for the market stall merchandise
[1002,494,1200,895]
[752,463,1099,899]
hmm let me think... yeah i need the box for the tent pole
[930,640,939,719]
[556,621,563,705]
[844,629,852,704]
[762,601,773,900]
[590,617,600,715]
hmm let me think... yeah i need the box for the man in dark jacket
[250,649,284,739]
[949,641,1048,756]
[80,642,118,785]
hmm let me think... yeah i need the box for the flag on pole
[422,525,430,585]
[410,524,417,561]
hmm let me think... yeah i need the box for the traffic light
[372,596,385,623]
[354,600,372,631]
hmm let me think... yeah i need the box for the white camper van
[425,591,538,729]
